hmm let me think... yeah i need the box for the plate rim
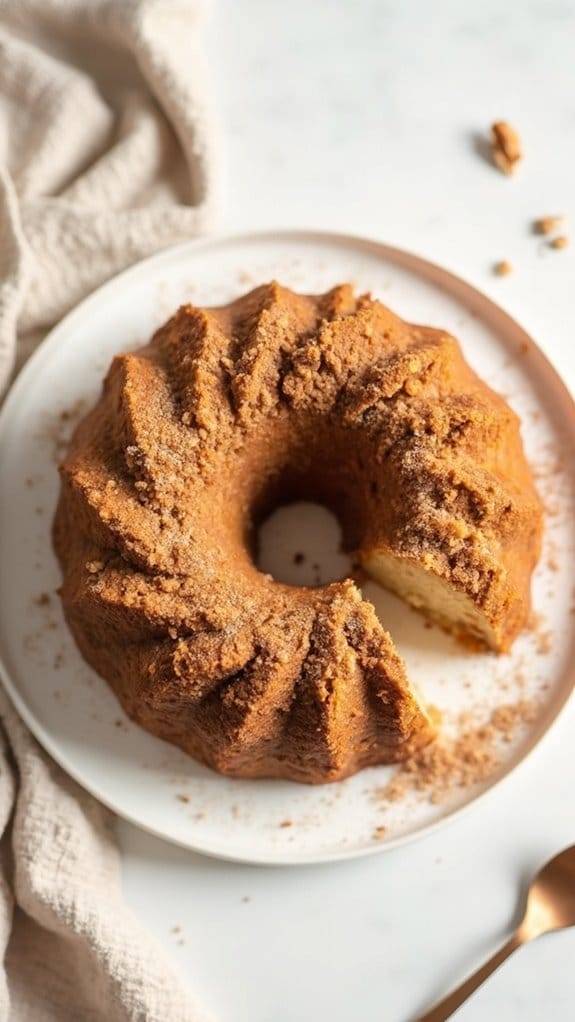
[1,227,574,865]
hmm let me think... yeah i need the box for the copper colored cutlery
[417,845,575,1021]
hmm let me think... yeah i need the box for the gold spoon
[417,845,575,1021]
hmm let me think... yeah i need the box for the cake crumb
[491,121,522,175]
[373,825,387,841]
[536,630,552,655]
[242,895,251,903]
[176,793,190,804]
[534,215,565,235]
[549,234,569,250]
[86,560,104,574]
[34,592,51,607]
[279,819,293,828]
[529,610,545,631]
[171,925,182,934]
[293,552,305,564]
[493,260,513,277]
[46,399,87,462]
[177,938,186,946]
[373,699,538,806]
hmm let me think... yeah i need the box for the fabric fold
[0,0,220,390]
[0,689,211,1022]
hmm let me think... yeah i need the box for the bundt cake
[53,282,542,784]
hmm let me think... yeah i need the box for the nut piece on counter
[491,121,522,175]
[493,260,513,276]
[534,215,566,235]
[549,235,569,250]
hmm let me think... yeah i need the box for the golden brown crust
[53,282,542,783]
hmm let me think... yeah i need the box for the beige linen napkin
[0,0,220,390]
[0,689,212,1022]
[0,0,219,1018]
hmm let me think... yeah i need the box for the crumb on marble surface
[491,120,522,175]
[534,215,565,235]
[493,260,513,277]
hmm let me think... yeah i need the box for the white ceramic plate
[1,231,574,865]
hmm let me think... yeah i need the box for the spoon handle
[416,931,523,1021]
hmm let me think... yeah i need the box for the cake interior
[361,548,497,649]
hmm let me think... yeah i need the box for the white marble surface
[117,1,575,1019]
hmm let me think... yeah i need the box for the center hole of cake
[256,502,352,587]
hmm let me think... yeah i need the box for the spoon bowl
[520,845,575,940]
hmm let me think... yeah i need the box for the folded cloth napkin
[0,0,220,390]
[0,689,212,1022]
[0,0,219,1018]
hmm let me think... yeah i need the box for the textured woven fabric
[0,1,219,1017]
[0,689,213,1021]
[0,0,220,390]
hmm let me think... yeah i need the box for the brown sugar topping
[491,121,522,175]
[85,560,104,574]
